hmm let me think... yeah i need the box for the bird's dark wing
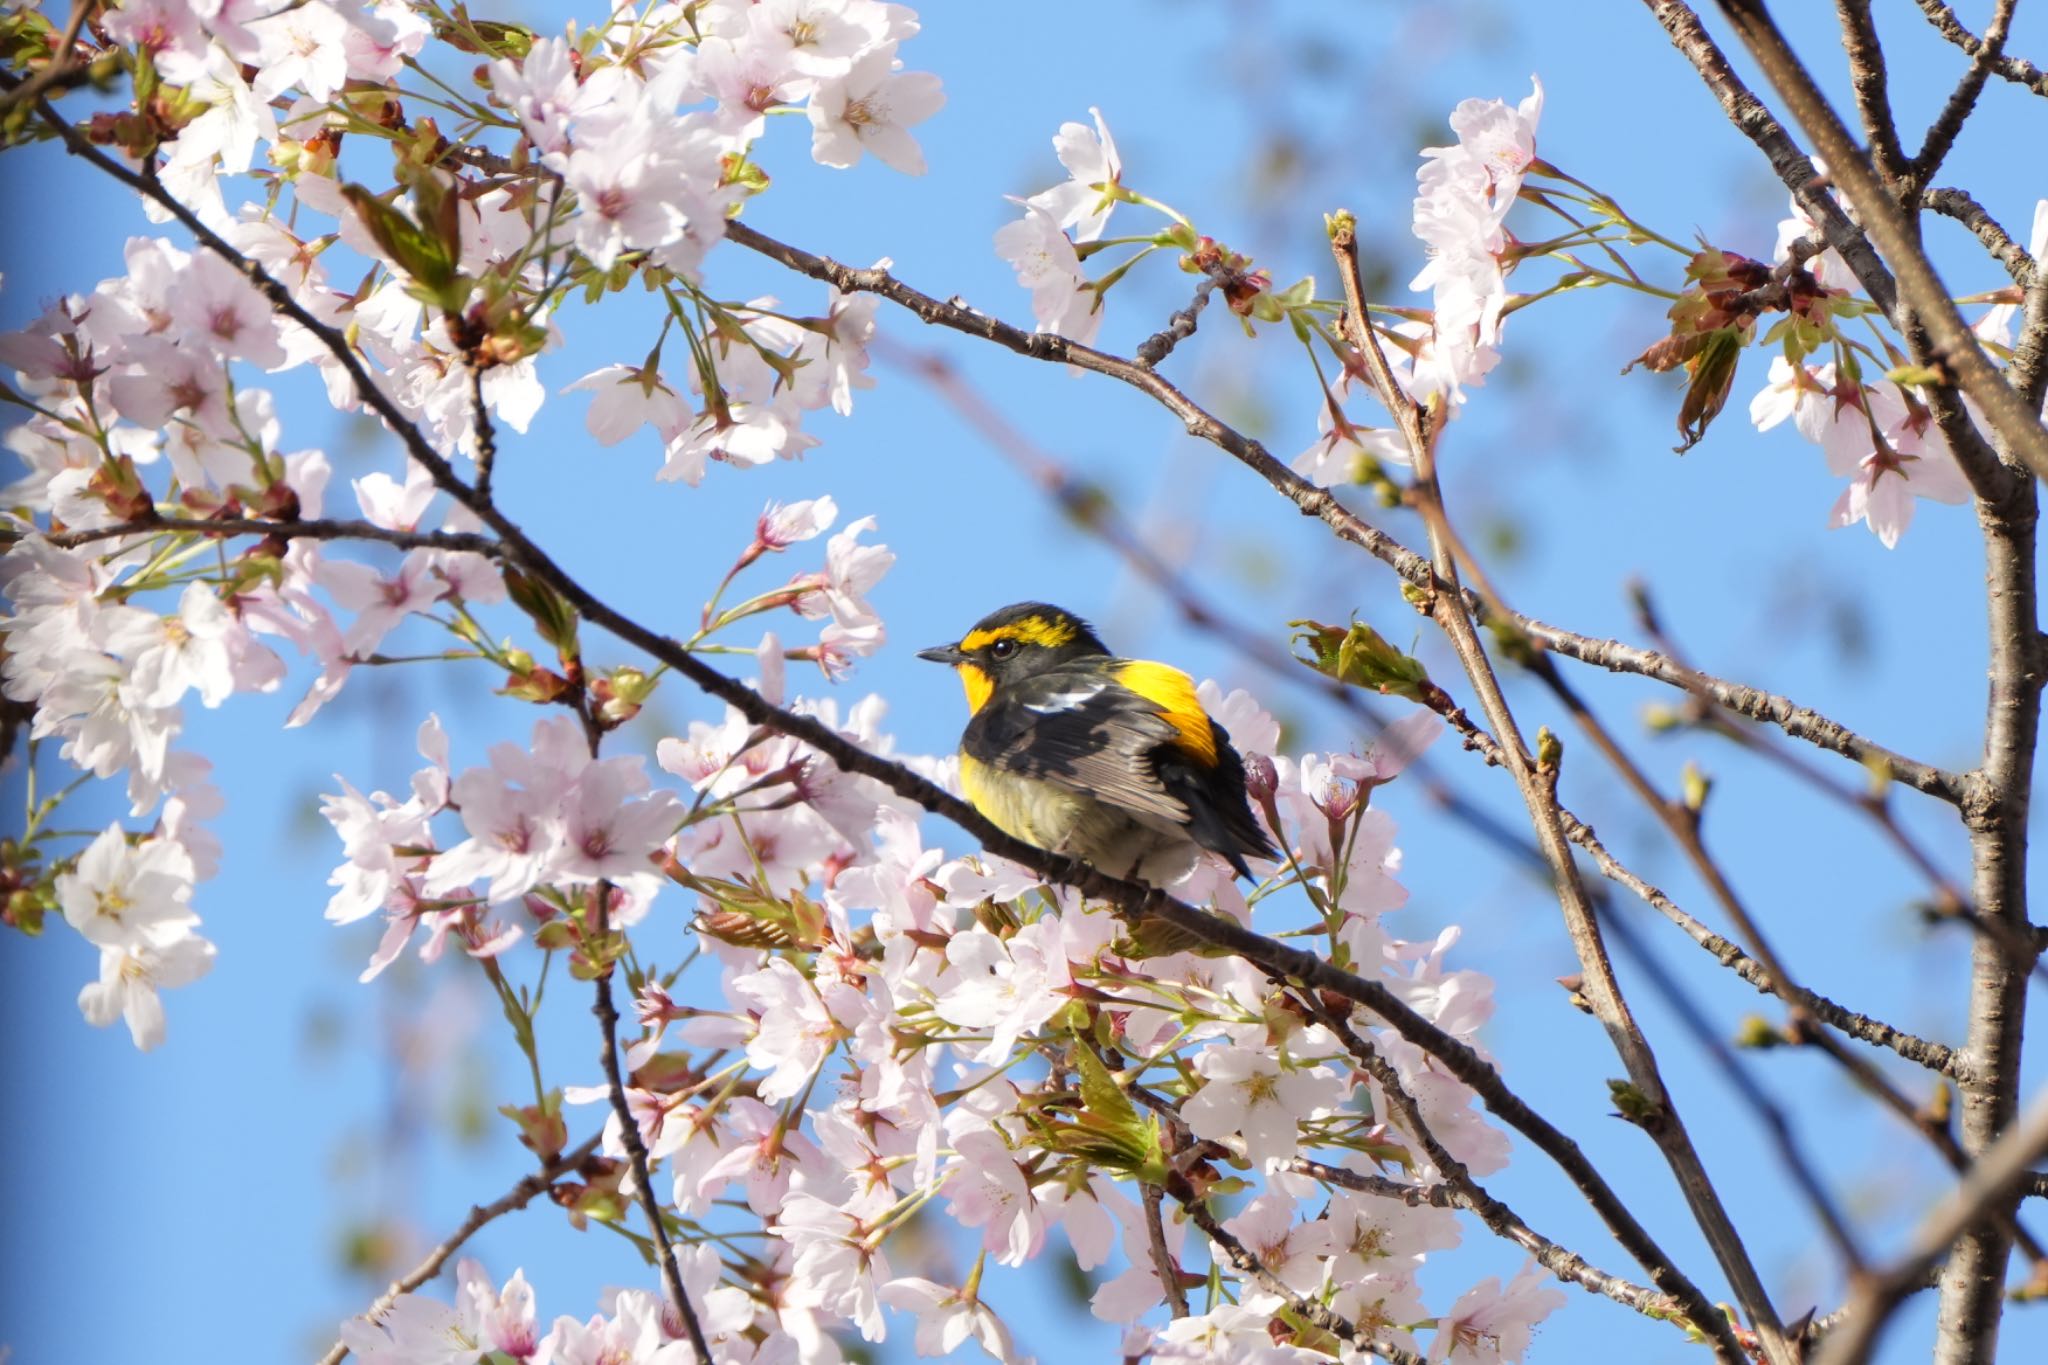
[1155,727,1280,876]
[961,667,1190,828]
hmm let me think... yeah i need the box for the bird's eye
[988,638,1019,660]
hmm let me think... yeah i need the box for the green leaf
[340,183,466,312]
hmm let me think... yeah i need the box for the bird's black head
[917,602,1110,711]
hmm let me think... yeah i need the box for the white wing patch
[1023,682,1106,714]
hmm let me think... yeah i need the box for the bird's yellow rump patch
[960,614,1077,652]
[1114,661,1218,766]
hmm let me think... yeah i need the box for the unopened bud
[1734,1015,1783,1050]
[1642,704,1684,733]
[1680,760,1711,814]
[1288,618,1431,703]
[1243,752,1277,800]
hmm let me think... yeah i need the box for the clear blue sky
[4,2,2045,1362]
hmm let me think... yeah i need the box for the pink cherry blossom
[78,932,215,1050]
[1180,1047,1344,1164]
[565,362,692,446]
[808,47,945,174]
[1027,107,1123,243]
[58,825,199,951]
[1429,1262,1568,1364]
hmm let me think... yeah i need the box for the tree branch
[1301,1001,1686,1327]
[1908,0,2015,194]
[1180,1197,1429,1365]
[316,1134,603,1365]
[1643,0,2011,503]
[1814,1085,2048,1365]
[1913,0,2048,98]
[1925,188,2038,287]
[720,218,1966,804]
[1643,0,1899,317]
[35,515,507,557]
[1833,0,1909,186]
[1140,1181,1189,1319]
[1329,226,1784,1365]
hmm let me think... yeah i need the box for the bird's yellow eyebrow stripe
[1114,661,1218,766]
[960,616,1077,651]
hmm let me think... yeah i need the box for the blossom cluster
[1745,191,2048,546]
[315,660,1563,1361]
[1408,78,1545,406]
[1,0,934,1045]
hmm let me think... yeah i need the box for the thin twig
[719,218,1966,804]
[1300,1001,1686,1326]
[36,515,507,556]
[0,0,98,116]
[1908,0,2015,194]
[1794,1023,2048,1272]
[1912,0,2048,98]
[1592,894,1868,1272]
[1134,271,1220,367]
[316,1134,603,1365]
[1330,222,1791,1365]
[1561,802,1971,1082]
[1180,1196,1429,1365]
[1141,1182,1188,1319]
[1924,188,2037,287]
[469,363,498,502]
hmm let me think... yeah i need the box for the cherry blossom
[77,933,216,1051]
[58,825,198,951]
[994,202,1101,343]
[808,47,946,174]
[565,362,692,446]
[1180,1047,1344,1164]
[878,1275,1022,1362]
[1027,108,1123,243]
[1429,1262,1568,1364]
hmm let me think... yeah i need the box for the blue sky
[4,1,2046,1362]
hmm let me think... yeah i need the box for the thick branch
[1833,1,1909,185]
[1712,0,2048,483]
[1815,1086,2048,1365]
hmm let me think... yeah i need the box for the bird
[917,602,1279,886]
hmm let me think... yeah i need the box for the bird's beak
[917,643,967,665]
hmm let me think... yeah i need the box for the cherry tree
[4,3,2047,1364]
